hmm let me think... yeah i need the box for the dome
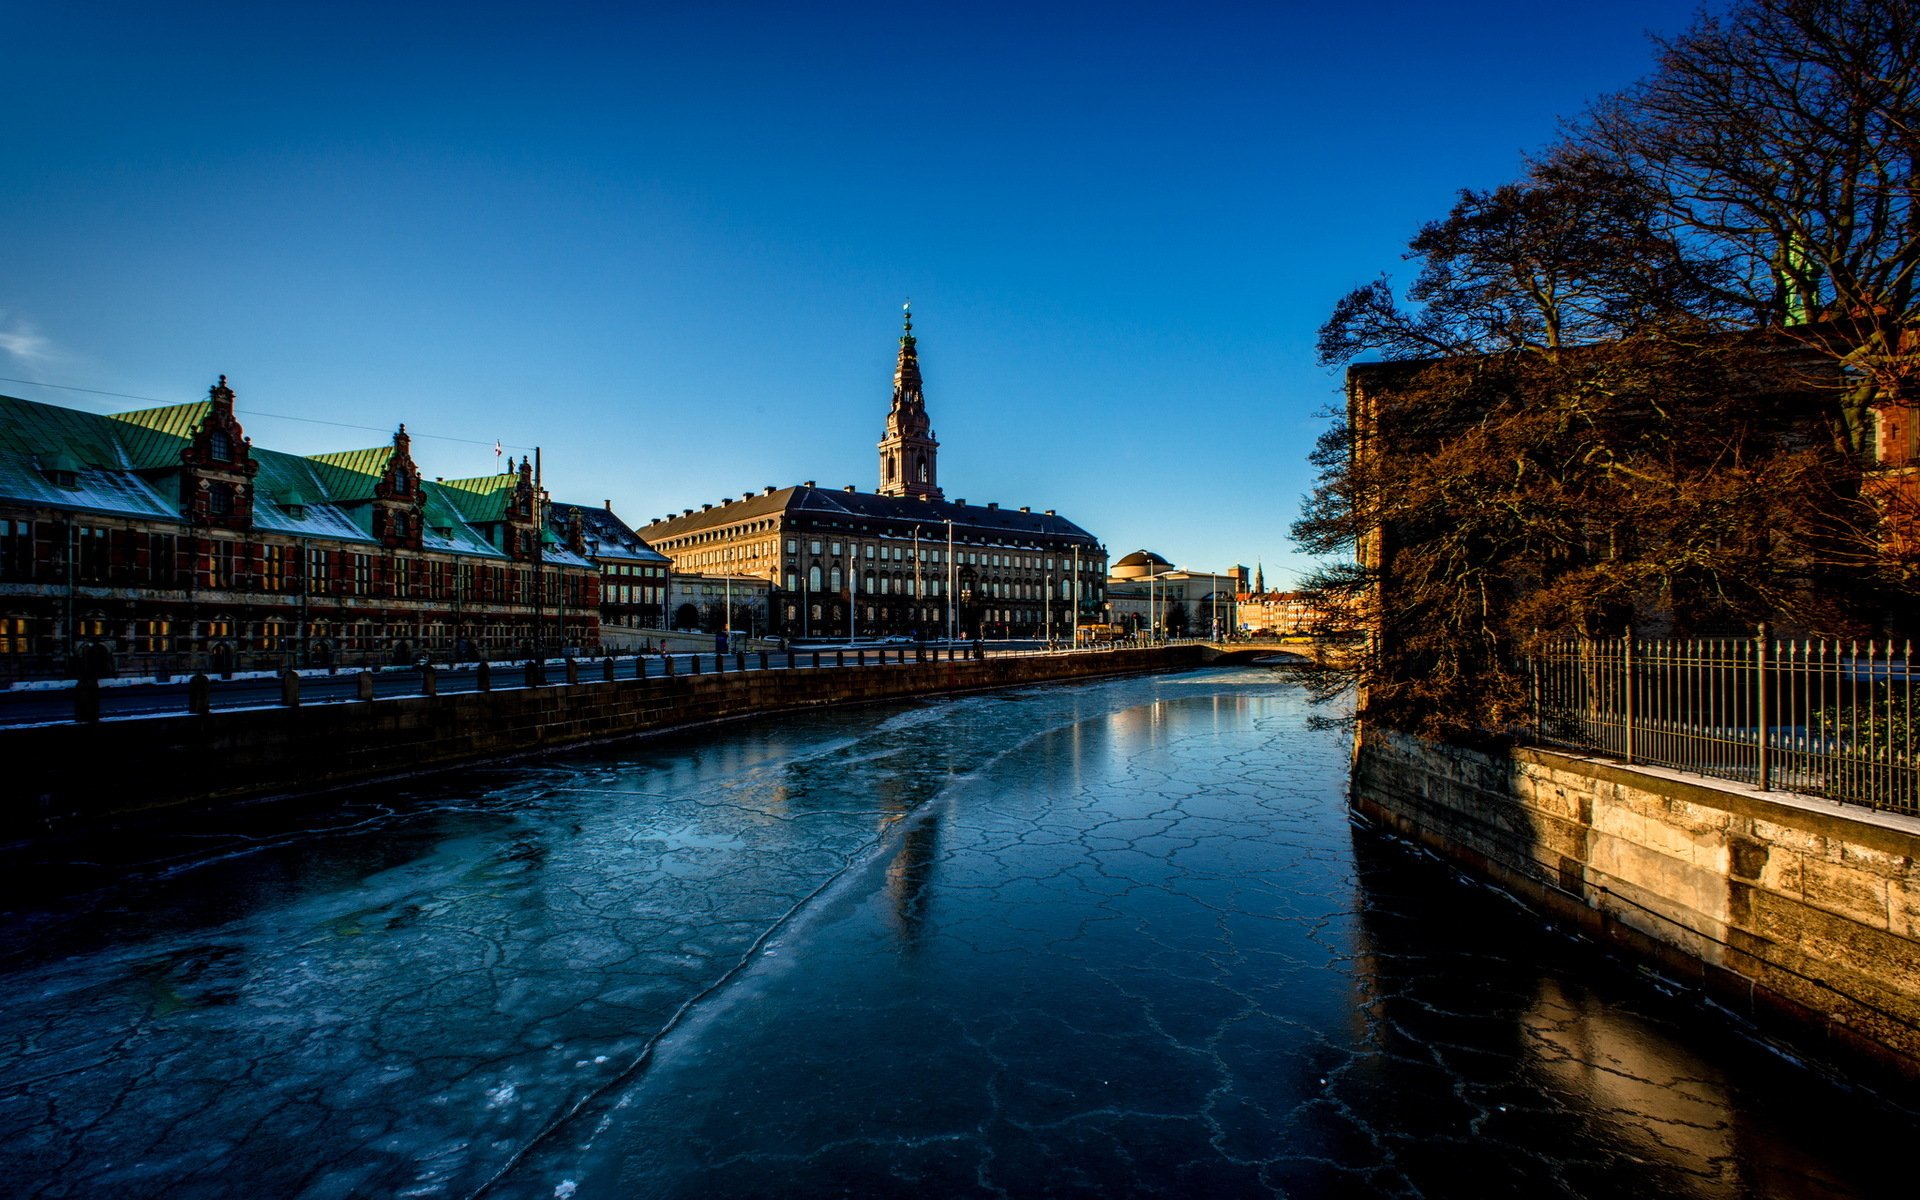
[1111,549,1172,580]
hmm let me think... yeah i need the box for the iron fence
[1529,632,1916,816]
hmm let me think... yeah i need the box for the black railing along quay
[1530,631,1916,817]
[0,639,1203,728]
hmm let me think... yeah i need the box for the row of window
[1,613,595,656]
[781,537,1099,573]
[0,521,595,606]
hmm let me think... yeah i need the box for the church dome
[1111,549,1172,580]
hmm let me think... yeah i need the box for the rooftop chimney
[803,480,816,489]
[987,502,999,510]
[844,484,856,493]
[604,499,613,510]
[1019,506,1030,513]
[762,485,777,496]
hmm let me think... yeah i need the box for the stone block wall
[6,648,1204,834]
[1353,727,1920,1081]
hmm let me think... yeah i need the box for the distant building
[1106,550,1246,636]
[547,500,671,629]
[665,573,770,635]
[640,308,1107,639]
[0,377,599,679]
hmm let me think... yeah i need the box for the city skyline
[1,1,1701,583]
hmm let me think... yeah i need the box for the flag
[493,439,503,460]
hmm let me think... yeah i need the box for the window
[76,526,109,583]
[208,483,233,517]
[148,533,176,586]
[829,566,843,591]
[209,429,231,461]
[259,620,283,651]
[205,540,237,589]
[262,545,286,591]
[808,565,822,591]
[831,542,842,556]
[809,539,821,555]
[0,520,32,580]
[309,548,330,593]
[353,554,371,595]
[134,620,171,654]
[0,616,30,654]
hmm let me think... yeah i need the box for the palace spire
[877,301,941,499]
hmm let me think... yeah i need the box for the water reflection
[0,672,1911,1200]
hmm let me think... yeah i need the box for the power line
[0,374,533,451]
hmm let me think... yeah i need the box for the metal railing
[1529,632,1916,816]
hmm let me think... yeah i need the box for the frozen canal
[0,667,1913,1197]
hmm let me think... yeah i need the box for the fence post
[281,668,301,707]
[1528,628,1541,742]
[1622,626,1636,765]
[1756,622,1772,792]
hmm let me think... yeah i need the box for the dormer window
[42,452,80,489]
[209,429,232,461]
[393,466,412,494]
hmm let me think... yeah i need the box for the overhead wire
[0,374,534,451]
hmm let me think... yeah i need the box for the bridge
[1196,636,1355,667]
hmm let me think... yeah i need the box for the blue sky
[1,1,1703,585]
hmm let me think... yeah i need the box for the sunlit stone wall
[1352,728,1920,1081]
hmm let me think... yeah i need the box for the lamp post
[1070,546,1080,646]
[945,519,955,643]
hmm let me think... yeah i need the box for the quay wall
[7,647,1206,833]
[1352,726,1920,1081]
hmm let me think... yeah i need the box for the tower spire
[893,299,922,410]
[877,301,941,499]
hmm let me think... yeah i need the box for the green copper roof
[308,446,393,478]
[108,401,210,469]
[303,447,392,502]
[435,473,517,524]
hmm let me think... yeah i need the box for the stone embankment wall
[8,647,1205,833]
[1353,727,1920,1080]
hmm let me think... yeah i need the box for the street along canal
[0,667,1912,1197]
